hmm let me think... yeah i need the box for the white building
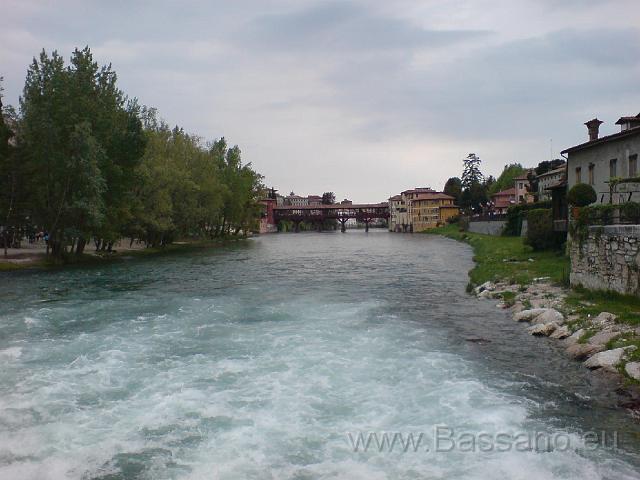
[537,166,566,202]
[562,114,640,204]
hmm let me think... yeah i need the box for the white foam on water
[0,346,22,359]
[1,234,640,479]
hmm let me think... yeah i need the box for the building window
[588,164,595,185]
[630,154,638,177]
[610,158,617,178]
[575,167,582,183]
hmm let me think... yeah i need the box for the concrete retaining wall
[570,225,640,295]
[468,220,506,236]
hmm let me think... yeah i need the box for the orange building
[408,192,459,231]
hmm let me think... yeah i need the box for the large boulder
[583,348,627,371]
[566,343,603,360]
[591,312,617,328]
[550,325,571,340]
[625,362,640,381]
[532,309,564,325]
[587,330,620,347]
[474,281,495,295]
[477,289,493,299]
[527,323,557,336]
[513,308,551,322]
[564,328,585,347]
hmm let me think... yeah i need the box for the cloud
[242,2,489,52]
[2,0,640,201]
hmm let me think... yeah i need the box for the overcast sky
[2,0,639,202]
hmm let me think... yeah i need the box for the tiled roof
[492,187,516,197]
[537,166,566,178]
[561,125,640,154]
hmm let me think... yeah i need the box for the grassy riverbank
[426,224,570,286]
[426,224,640,327]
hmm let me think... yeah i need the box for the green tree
[489,163,524,194]
[443,177,462,205]
[321,192,336,205]
[461,153,483,189]
[460,153,487,212]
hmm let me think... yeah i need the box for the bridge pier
[339,218,348,233]
[294,220,301,233]
[364,219,370,232]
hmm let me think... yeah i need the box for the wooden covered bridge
[273,203,389,232]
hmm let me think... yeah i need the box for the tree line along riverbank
[427,224,640,408]
[0,47,264,263]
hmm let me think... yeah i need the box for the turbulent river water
[2,231,640,479]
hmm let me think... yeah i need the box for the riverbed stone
[477,289,493,299]
[532,309,564,325]
[564,328,585,346]
[625,362,640,381]
[550,325,571,339]
[527,322,557,336]
[583,348,627,371]
[566,343,603,360]
[513,308,550,322]
[474,281,495,295]
[591,312,617,328]
[587,330,620,346]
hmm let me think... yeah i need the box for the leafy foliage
[443,177,462,204]
[1,47,264,259]
[525,208,564,251]
[321,192,336,205]
[567,183,596,207]
[503,200,552,236]
[489,163,524,195]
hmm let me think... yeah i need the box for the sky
[2,0,639,202]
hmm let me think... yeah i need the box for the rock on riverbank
[473,280,640,415]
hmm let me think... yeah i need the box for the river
[1,231,640,479]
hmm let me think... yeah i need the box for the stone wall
[570,225,640,295]
[468,220,506,236]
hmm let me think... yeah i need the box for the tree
[461,153,483,189]
[321,192,336,205]
[535,159,565,177]
[9,47,265,259]
[0,78,22,256]
[460,153,487,213]
[443,177,462,204]
[489,163,525,195]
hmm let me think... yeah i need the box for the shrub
[525,208,563,251]
[447,215,460,224]
[621,202,640,223]
[567,183,596,207]
[459,216,470,232]
[503,201,552,236]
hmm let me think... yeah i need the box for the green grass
[425,224,569,286]
[427,224,640,329]
[564,286,640,326]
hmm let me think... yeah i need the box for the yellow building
[408,192,459,231]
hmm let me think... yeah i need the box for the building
[284,193,309,207]
[406,191,459,231]
[536,166,566,202]
[514,171,534,204]
[491,187,516,214]
[307,195,322,206]
[388,194,407,232]
[562,114,640,204]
